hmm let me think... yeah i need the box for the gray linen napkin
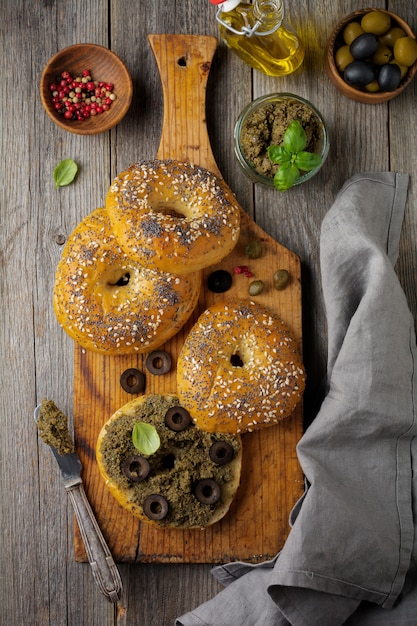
[176,172,417,626]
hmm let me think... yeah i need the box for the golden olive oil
[216,0,304,76]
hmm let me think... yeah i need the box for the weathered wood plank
[389,2,417,322]
[1,0,416,624]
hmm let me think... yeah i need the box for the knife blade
[48,446,82,488]
[34,403,123,604]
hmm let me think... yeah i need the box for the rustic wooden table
[1,1,416,624]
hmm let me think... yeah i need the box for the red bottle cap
[210,0,241,8]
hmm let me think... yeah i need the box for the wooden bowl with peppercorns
[40,43,133,135]
[325,9,417,104]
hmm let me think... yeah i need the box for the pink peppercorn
[48,69,116,122]
[233,265,253,277]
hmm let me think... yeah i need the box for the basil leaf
[132,422,161,455]
[267,145,291,165]
[294,151,323,172]
[273,162,300,192]
[283,120,306,153]
[54,158,78,188]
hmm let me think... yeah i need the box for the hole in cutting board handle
[177,56,187,67]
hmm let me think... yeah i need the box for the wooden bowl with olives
[40,43,133,135]
[325,9,417,104]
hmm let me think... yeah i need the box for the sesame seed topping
[54,207,200,355]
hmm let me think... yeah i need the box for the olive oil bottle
[211,0,304,76]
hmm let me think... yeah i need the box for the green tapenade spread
[240,100,322,179]
[98,394,242,528]
[37,399,75,455]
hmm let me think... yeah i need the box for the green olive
[371,44,392,65]
[245,240,263,259]
[335,45,354,71]
[343,22,363,46]
[273,269,290,291]
[248,280,264,296]
[379,27,406,48]
[361,11,391,36]
[393,36,417,67]
[364,80,381,93]
[390,60,408,79]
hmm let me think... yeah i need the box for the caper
[248,280,264,296]
[393,36,417,67]
[273,269,290,291]
[343,22,363,46]
[380,27,406,48]
[244,240,263,259]
[371,44,392,65]
[361,11,391,36]
[335,45,354,72]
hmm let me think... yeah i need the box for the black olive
[209,440,235,466]
[122,455,150,482]
[120,368,146,394]
[164,406,192,431]
[344,61,376,87]
[143,494,169,520]
[350,32,379,60]
[377,63,401,91]
[146,350,172,375]
[194,479,221,504]
[207,269,233,293]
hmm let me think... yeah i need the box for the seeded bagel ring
[96,394,242,529]
[105,159,241,274]
[177,299,306,434]
[53,207,201,355]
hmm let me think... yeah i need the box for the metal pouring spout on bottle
[210,0,305,76]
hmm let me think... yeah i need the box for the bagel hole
[162,453,175,470]
[230,352,244,367]
[155,205,186,219]
[113,272,130,287]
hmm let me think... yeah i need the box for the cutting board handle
[148,34,220,176]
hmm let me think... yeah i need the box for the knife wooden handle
[67,483,123,603]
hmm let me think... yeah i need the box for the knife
[34,403,123,604]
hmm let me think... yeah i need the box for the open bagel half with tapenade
[96,393,242,529]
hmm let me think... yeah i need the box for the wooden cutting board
[73,34,304,564]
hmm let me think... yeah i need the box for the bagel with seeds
[53,207,201,355]
[105,159,241,275]
[96,394,242,529]
[176,298,306,434]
